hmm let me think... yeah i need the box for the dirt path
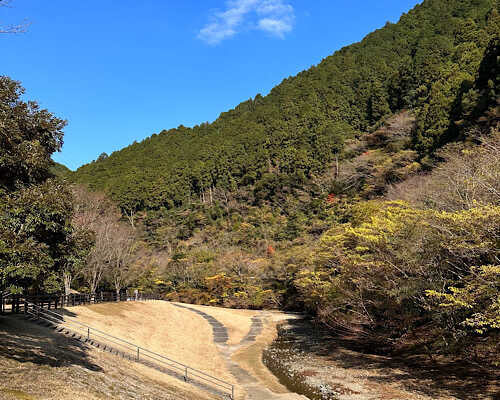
[172,303,307,400]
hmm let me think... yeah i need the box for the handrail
[1,291,13,314]
[25,301,235,398]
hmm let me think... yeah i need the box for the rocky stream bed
[263,319,347,400]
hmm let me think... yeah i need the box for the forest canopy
[73,0,499,217]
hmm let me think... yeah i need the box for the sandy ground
[173,303,308,400]
[231,312,299,395]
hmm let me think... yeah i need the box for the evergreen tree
[0,77,80,293]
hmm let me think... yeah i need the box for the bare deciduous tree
[106,223,136,299]
[72,186,136,295]
[387,130,500,211]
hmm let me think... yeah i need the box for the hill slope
[73,0,499,216]
[0,314,203,400]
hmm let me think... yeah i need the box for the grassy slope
[0,313,213,400]
[67,301,232,384]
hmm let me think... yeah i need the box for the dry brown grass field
[67,301,302,400]
[0,313,213,400]
[68,301,233,385]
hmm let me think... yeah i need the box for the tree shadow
[56,307,78,318]
[279,318,499,400]
[0,315,102,372]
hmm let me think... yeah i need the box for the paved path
[172,304,308,400]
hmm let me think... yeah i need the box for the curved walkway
[172,303,307,400]
[173,303,229,344]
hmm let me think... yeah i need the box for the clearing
[2,301,495,400]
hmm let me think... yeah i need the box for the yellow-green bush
[296,200,500,354]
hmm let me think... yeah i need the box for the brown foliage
[387,130,500,210]
[72,185,137,294]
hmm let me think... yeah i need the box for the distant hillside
[73,0,499,217]
[50,161,72,180]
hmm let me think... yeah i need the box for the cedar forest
[1,0,499,366]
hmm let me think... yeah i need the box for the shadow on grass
[277,318,499,400]
[0,315,102,372]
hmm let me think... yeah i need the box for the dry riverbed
[263,319,500,400]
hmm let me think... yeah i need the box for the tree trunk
[126,210,135,228]
[335,154,339,180]
[63,271,72,296]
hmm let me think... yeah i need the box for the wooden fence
[0,291,159,315]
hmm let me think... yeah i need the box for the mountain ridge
[72,0,498,218]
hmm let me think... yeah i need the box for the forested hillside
[65,0,500,366]
[74,0,499,217]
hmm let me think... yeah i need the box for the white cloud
[198,0,295,45]
[258,18,293,38]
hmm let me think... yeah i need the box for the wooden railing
[0,291,12,314]
[0,291,158,315]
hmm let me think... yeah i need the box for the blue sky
[1,0,421,170]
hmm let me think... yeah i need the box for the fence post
[184,367,188,382]
[24,300,27,315]
[87,327,90,340]
[137,348,140,361]
[232,385,234,399]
